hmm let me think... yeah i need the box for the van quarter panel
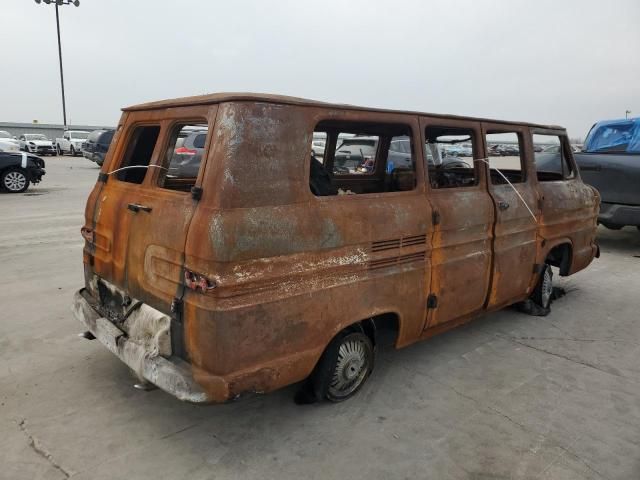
[183,104,431,391]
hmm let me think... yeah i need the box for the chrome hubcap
[541,268,553,306]
[4,171,26,191]
[329,337,370,397]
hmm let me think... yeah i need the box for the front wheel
[2,167,30,193]
[532,263,553,310]
[312,330,374,402]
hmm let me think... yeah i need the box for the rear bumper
[598,202,640,227]
[72,289,210,403]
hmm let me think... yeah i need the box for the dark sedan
[0,152,46,193]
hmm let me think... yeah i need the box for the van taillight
[175,146,197,155]
[80,227,94,243]
[184,270,216,292]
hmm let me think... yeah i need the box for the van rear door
[85,106,216,317]
[84,114,156,292]
[124,106,216,313]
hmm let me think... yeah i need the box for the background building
[0,121,114,140]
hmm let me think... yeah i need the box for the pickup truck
[576,118,640,230]
[55,130,90,156]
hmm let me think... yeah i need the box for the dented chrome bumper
[72,289,209,403]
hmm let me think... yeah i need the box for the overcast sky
[2,0,639,138]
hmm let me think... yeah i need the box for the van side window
[532,134,575,181]
[486,132,525,184]
[158,123,208,192]
[310,122,416,196]
[425,126,477,189]
[116,125,161,184]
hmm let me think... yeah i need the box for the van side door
[420,117,494,329]
[482,123,540,308]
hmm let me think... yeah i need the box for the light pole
[34,0,80,130]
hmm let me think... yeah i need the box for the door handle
[127,203,152,213]
[498,201,510,211]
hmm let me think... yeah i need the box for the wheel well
[546,243,572,276]
[347,313,400,348]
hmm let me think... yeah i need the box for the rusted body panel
[74,93,599,403]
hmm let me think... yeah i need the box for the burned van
[73,93,599,403]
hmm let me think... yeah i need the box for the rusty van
[72,93,599,403]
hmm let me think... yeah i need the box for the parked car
[0,130,20,152]
[73,93,598,405]
[56,130,90,156]
[18,134,55,156]
[333,136,379,173]
[82,129,114,166]
[0,151,46,193]
[311,138,326,157]
[443,144,472,157]
[496,144,520,156]
[488,144,501,156]
[166,128,208,178]
[386,136,414,170]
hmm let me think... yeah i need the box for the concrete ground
[1,156,639,480]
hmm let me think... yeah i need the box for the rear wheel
[312,330,374,402]
[2,167,30,193]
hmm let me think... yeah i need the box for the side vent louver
[368,252,426,270]
[368,234,427,270]
[371,239,401,252]
[401,234,427,247]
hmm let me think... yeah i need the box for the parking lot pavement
[1,156,639,480]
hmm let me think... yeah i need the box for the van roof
[123,92,564,131]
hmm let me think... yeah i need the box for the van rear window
[116,125,160,184]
